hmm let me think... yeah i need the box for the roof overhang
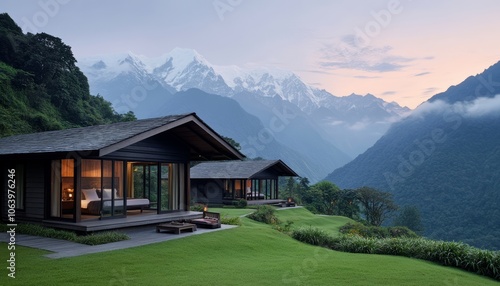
[99,114,245,161]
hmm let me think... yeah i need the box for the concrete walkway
[0,224,236,259]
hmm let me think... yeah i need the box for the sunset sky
[4,0,500,109]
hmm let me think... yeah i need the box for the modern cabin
[0,113,244,232]
[190,160,298,205]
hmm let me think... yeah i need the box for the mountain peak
[163,47,210,68]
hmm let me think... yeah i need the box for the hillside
[0,13,133,138]
[148,88,351,181]
[326,61,500,250]
[78,48,409,178]
[2,207,497,285]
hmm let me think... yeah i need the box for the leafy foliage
[232,198,247,208]
[247,205,280,224]
[393,205,424,234]
[340,222,418,239]
[357,186,398,226]
[0,13,135,138]
[292,225,500,281]
[325,62,500,250]
[0,223,129,245]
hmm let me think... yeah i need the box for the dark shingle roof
[190,160,298,179]
[0,113,244,161]
[0,114,189,155]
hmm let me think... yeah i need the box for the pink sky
[3,0,500,109]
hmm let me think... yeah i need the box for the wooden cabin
[190,160,298,205]
[0,113,244,232]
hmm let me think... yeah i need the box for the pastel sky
[3,0,500,109]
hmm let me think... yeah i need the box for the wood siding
[103,133,189,162]
[24,162,45,220]
[1,161,46,223]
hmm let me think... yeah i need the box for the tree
[357,187,398,226]
[304,181,341,215]
[222,136,241,150]
[393,205,424,234]
[336,189,361,220]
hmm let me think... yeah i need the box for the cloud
[423,87,439,95]
[465,94,500,117]
[329,120,345,126]
[415,72,431,77]
[411,94,500,119]
[353,75,381,79]
[382,91,396,96]
[318,34,414,73]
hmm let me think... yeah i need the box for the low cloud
[411,94,500,118]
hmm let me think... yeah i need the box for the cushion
[102,188,119,199]
[82,188,98,201]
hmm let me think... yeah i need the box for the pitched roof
[0,113,244,160]
[190,160,298,179]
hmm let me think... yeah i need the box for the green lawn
[1,208,497,285]
[275,207,353,236]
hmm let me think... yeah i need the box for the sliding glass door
[131,162,184,213]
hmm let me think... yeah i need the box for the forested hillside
[326,61,500,250]
[0,13,134,137]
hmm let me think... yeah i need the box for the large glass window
[81,159,125,219]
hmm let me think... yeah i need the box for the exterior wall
[191,179,224,204]
[104,133,189,162]
[1,160,46,223]
[23,161,46,221]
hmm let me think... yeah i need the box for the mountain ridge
[78,48,410,159]
[325,60,500,250]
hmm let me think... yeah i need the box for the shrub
[75,231,129,245]
[220,216,241,226]
[291,227,334,247]
[273,220,294,234]
[232,199,247,208]
[0,223,129,245]
[247,205,279,224]
[190,203,205,212]
[388,226,419,238]
[307,233,500,281]
[339,222,418,239]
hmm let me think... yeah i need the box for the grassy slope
[0,208,497,285]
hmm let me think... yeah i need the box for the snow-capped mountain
[80,48,367,113]
[78,48,411,178]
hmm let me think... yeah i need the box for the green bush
[74,231,129,245]
[291,227,333,247]
[291,228,500,281]
[232,199,248,208]
[339,222,418,239]
[190,203,205,212]
[273,220,294,234]
[247,205,279,224]
[0,223,129,245]
[220,216,241,226]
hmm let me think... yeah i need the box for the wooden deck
[42,211,203,233]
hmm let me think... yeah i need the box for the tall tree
[357,186,398,226]
[393,205,424,234]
